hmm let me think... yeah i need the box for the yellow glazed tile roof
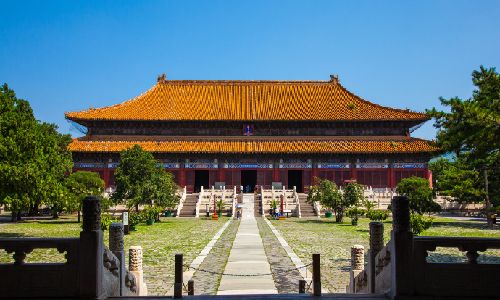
[68,137,436,154]
[65,77,428,122]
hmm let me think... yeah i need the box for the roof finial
[329,75,339,85]
[158,73,166,83]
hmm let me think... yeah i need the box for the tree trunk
[11,211,16,222]
[485,169,492,227]
[16,210,22,221]
[77,211,81,223]
[136,203,139,212]
[52,205,59,219]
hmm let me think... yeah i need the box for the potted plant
[346,207,365,225]
[269,199,280,218]
[216,199,225,217]
[144,206,160,225]
[366,210,389,221]
[128,211,144,231]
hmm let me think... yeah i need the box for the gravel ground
[189,219,240,295]
[257,217,303,294]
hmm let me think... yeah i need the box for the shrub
[100,213,118,231]
[366,210,389,221]
[345,207,365,222]
[410,214,434,234]
[129,211,144,227]
[143,206,162,221]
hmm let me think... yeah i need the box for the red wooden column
[389,166,396,189]
[273,165,280,182]
[103,168,110,188]
[179,169,186,188]
[219,164,225,182]
[350,165,357,181]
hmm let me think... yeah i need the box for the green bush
[345,207,365,222]
[129,211,144,227]
[100,213,118,231]
[410,214,434,234]
[366,210,389,221]
[143,206,162,221]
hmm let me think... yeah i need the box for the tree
[429,157,484,203]
[111,144,180,212]
[111,145,157,210]
[396,176,439,215]
[0,84,73,221]
[64,171,105,222]
[307,178,364,222]
[427,66,500,224]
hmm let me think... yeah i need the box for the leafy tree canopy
[307,178,364,222]
[429,157,485,203]
[427,66,500,209]
[64,171,105,222]
[427,66,500,165]
[396,176,440,215]
[111,144,180,211]
[0,84,73,220]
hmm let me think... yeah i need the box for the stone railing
[0,237,80,299]
[413,236,500,298]
[348,196,500,299]
[261,187,297,216]
[198,186,235,217]
[0,196,145,299]
[232,186,237,217]
[347,221,391,294]
[175,187,187,218]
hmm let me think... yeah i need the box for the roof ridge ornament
[158,73,166,83]
[329,75,339,85]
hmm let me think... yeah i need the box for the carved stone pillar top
[129,246,143,271]
[391,196,410,232]
[351,245,365,270]
[82,196,101,232]
[109,223,124,252]
[369,221,384,251]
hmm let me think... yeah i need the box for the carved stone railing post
[79,196,104,299]
[110,222,125,296]
[368,221,384,293]
[129,246,147,296]
[390,196,414,299]
[348,245,364,293]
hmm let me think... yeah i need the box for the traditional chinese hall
[65,74,435,193]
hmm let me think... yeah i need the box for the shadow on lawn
[0,232,25,238]
[431,220,493,230]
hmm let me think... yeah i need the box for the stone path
[217,194,278,295]
[188,220,240,295]
[257,217,303,293]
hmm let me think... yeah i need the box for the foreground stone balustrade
[0,196,141,299]
[349,195,500,300]
[413,236,500,298]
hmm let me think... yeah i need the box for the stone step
[111,294,388,300]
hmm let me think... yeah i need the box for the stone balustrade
[413,236,500,298]
[0,196,144,299]
[348,195,500,299]
[175,187,187,218]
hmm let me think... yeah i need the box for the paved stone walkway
[188,220,240,295]
[257,217,303,293]
[217,194,278,295]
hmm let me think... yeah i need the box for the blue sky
[2,0,499,140]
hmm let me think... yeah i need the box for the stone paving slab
[217,195,278,295]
